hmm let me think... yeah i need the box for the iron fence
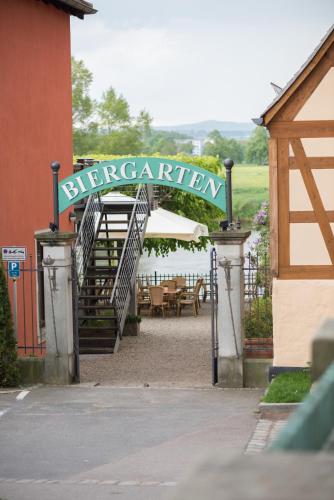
[243,251,272,347]
[3,256,45,356]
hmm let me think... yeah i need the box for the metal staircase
[74,185,150,354]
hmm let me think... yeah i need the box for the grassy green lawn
[262,371,312,403]
[233,164,269,223]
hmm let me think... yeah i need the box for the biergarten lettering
[58,157,226,213]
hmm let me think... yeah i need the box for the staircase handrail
[74,192,103,284]
[110,185,150,335]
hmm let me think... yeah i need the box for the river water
[138,232,256,275]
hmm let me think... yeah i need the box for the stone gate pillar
[211,230,250,387]
[35,232,76,384]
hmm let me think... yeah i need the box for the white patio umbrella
[145,207,208,242]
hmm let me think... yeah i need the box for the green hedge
[0,261,19,387]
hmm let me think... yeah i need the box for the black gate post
[224,158,234,226]
[71,249,80,383]
[210,247,218,385]
[51,161,60,231]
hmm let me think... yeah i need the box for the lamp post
[224,158,234,227]
[51,161,60,232]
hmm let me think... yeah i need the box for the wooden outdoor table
[163,287,182,313]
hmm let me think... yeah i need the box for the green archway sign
[58,157,226,213]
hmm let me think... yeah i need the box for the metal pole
[13,279,18,340]
[224,158,234,226]
[51,161,60,231]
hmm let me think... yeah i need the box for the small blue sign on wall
[8,261,20,279]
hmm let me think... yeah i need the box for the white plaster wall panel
[294,68,334,121]
[313,170,334,210]
[289,170,312,211]
[301,138,334,157]
[290,223,331,265]
[273,279,334,367]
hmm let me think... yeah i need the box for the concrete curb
[259,402,300,419]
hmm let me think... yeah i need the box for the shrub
[244,297,272,338]
[0,261,19,387]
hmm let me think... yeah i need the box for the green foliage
[204,129,244,163]
[142,130,193,155]
[97,127,143,155]
[0,262,19,387]
[71,57,94,127]
[98,86,131,131]
[244,297,272,339]
[143,236,209,257]
[126,314,142,324]
[245,126,269,165]
[232,165,269,222]
[262,371,311,403]
[71,58,153,156]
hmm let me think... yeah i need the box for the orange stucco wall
[0,0,74,355]
[0,0,73,257]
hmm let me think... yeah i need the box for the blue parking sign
[8,261,20,279]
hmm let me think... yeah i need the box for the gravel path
[80,302,212,387]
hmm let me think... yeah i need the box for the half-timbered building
[257,25,334,368]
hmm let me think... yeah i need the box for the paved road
[0,385,261,500]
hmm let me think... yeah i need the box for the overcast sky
[71,0,334,126]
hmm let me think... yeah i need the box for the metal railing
[110,185,150,337]
[3,257,45,357]
[74,192,103,284]
[243,251,272,341]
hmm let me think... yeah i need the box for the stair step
[79,333,117,340]
[79,347,115,354]
[99,220,129,224]
[102,210,133,214]
[90,256,121,260]
[79,295,112,300]
[93,238,124,244]
[98,229,128,233]
[78,304,115,309]
[87,265,117,270]
[93,246,124,251]
[78,315,116,320]
[80,340,116,349]
[80,285,114,289]
[79,326,118,332]
[84,272,116,280]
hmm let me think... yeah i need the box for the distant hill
[155,120,255,140]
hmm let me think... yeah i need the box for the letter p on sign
[8,261,20,279]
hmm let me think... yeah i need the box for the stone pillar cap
[35,231,76,246]
[211,230,251,245]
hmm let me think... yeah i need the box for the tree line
[72,57,268,164]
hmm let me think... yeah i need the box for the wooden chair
[177,279,202,317]
[137,287,150,315]
[173,276,187,289]
[149,286,169,317]
[160,279,177,291]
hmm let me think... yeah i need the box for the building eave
[41,0,97,19]
[259,24,334,127]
